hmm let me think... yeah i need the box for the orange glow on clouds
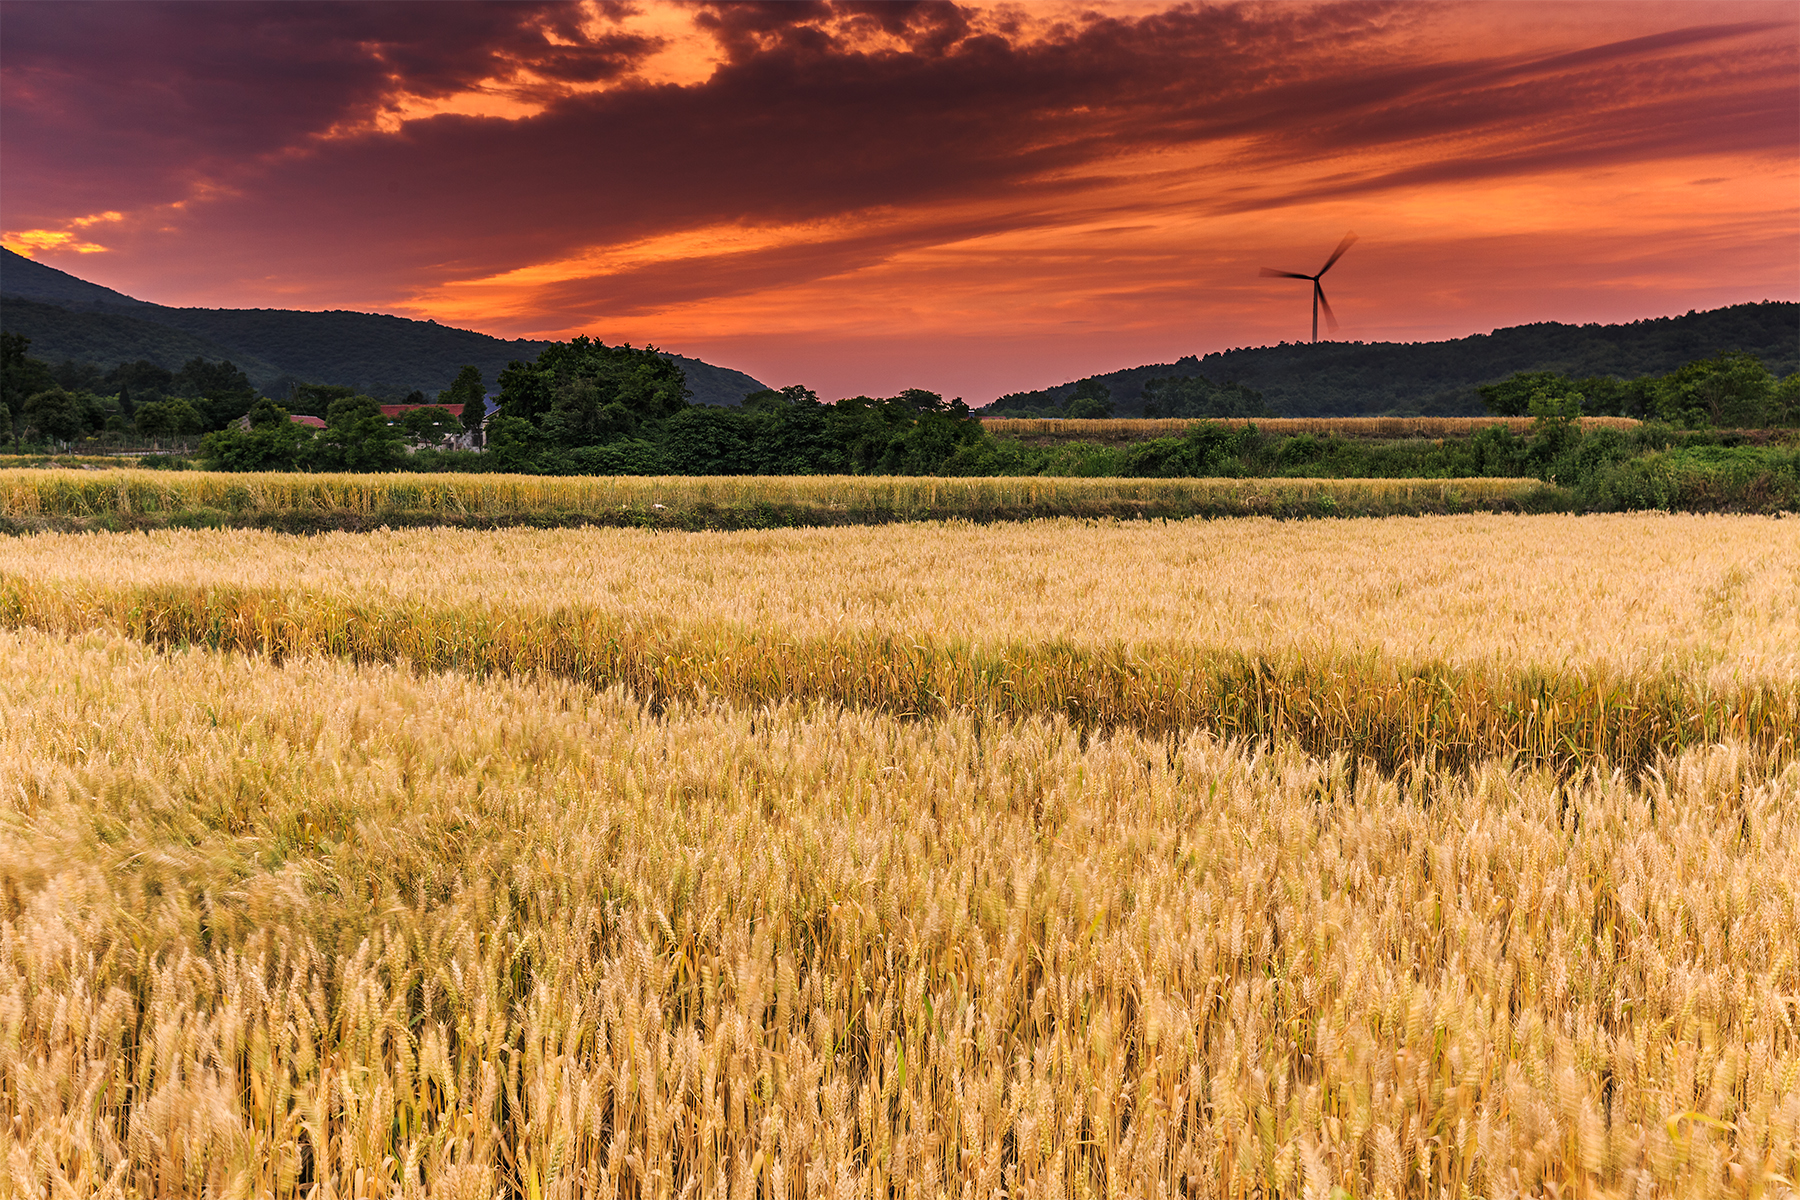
[3,210,123,256]
[3,1,1794,401]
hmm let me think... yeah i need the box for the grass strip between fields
[5,574,1789,772]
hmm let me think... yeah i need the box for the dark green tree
[1,333,57,421]
[173,357,257,428]
[1140,375,1272,419]
[1064,378,1114,419]
[199,417,316,471]
[483,414,542,472]
[134,399,209,438]
[289,383,359,416]
[496,339,689,438]
[51,360,105,393]
[246,396,293,427]
[1571,375,1654,419]
[542,378,637,447]
[20,387,86,444]
[825,389,984,474]
[439,366,487,444]
[1478,371,1572,417]
[741,386,837,473]
[1526,386,1584,465]
[1650,351,1778,427]
[314,394,404,471]
[400,405,462,445]
[101,360,174,404]
[663,405,751,474]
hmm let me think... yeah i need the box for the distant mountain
[0,248,768,406]
[1,296,287,384]
[985,302,1800,417]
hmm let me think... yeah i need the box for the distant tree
[439,365,486,428]
[134,398,209,438]
[1776,373,1800,427]
[1,333,57,420]
[1066,395,1111,419]
[741,385,836,473]
[1650,351,1778,428]
[173,357,257,428]
[662,405,751,474]
[400,404,461,445]
[199,416,316,471]
[101,360,175,403]
[1140,375,1272,419]
[289,383,358,415]
[483,414,541,471]
[1567,375,1652,419]
[743,384,819,410]
[1525,386,1584,464]
[245,396,293,428]
[314,394,404,471]
[497,339,688,438]
[1064,378,1114,419]
[1477,371,1572,417]
[20,387,86,443]
[174,357,254,400]
[403,389,427,406]
[51,359,105,393]
[824,389,984,474]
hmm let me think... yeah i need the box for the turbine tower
[1260,232,1358,343]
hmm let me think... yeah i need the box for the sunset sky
[3,0,1795,402]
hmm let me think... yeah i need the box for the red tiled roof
[289,414,327,428]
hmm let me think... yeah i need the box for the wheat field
[3,513,1798,1197]
[2,515,1795,769]
[0,469,1552,528]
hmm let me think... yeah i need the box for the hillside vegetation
[987,301,1799,417]
[0,248,767,405]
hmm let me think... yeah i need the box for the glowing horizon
[4,1,1794,401]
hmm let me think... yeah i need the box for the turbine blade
[1317,230,1359,276]
[1260,268,1312,279]
[1317,284,1340,334]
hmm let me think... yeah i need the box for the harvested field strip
[4,575,1791,771]
[0,468,1558,530]
[982,415,1644,442]
[4,628,1796,1198]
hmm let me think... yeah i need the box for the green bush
[1579,445,1800,512]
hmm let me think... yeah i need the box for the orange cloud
[1,210,123,256]
[3,2,1793,401]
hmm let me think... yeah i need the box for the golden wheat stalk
[2,628,1794,1197]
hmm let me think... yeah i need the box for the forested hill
[985,302,1799,417]
[0,249,768,406]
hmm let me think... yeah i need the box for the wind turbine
[1260,231,1358,342]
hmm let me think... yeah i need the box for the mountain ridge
[0,249,768,406]
[986,302,1799,417]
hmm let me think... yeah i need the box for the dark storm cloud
[0,1,635,209]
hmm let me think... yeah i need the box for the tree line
[4,332,1795,494]
[1475,350,1798,428]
